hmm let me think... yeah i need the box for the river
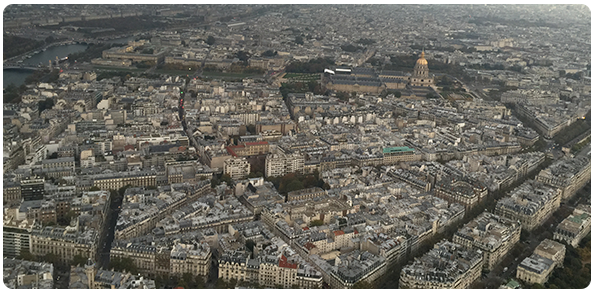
[3,43,88,87]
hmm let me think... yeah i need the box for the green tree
[262,50,277,57]
[215,278,228,289]
[285,180,304,193]
[72,254,88,267]
[89,186,101,191]
[353,281,374,289]
[206,36,215,45]
[18,250,35,261]
[294,36,304,45]
[310,219,324,227]
[235,51,251,62]
[43,253,60,265]
[229,278,238,288]
[194,275,205,289]
[38,98,55,113]
[221,174,234,187]
[109,257,138,274]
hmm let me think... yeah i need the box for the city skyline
[2,4,591,289]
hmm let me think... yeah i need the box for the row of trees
[134,60,156,69]
[341,44,366,53]
[266,171,330,196]
[108,257,139,275]
[3,83,28,104]
[38,98,55,113]
[3,34,45,59]
[552,116,590,146]
[285,57,335,73]
[158,63,199,72]
[67,43,121,64]
[261,49,277,57]
[18,250,88,269]
[211,173,234,188]
[571,137,590,154]
[154,273,205,289]
[49,16,169,37]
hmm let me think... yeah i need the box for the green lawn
[284,73,319,79]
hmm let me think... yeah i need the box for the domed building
[409,51,434,87]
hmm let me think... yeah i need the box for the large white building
[553,208,591,248]
[223,157,251,180]
[265,151,304,178]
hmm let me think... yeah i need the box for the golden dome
[415,51,428,66]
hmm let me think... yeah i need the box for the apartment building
[435,177,488,211]
[110,241,211,278]
[536,156,591,201]
[495,180,561,231]
[286,187,326,202]
[223,157,251,180]
[553,208,591,248]
[29,226,97,264]
[400,240,484,289]
[265,151,305,178]
[218,247,322,289]
[452,212,521,271]
[3,180,21,204]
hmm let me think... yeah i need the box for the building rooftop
[518,254,554,275]
[401,240,483,285]
[454,212,520,252]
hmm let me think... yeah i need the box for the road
[96,191,124,269]
[575,143,591,158]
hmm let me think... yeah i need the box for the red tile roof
[225,146,238,157]
[304,242,316,250]
[333,230,345,237]
[245,141,269,146]
[278,255,297,269]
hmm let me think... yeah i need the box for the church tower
[409,51,433,87]
[84,258,96,289]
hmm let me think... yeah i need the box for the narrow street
[96,190,124,269]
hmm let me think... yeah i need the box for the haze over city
[2,4,591,290]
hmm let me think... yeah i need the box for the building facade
[223,157,251,180]
[400,240,484,289]
[265,151,305,178]
[452,212,521,271]
[408,51,434,87]
[495,180,561,231]
[553,209,591,248]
